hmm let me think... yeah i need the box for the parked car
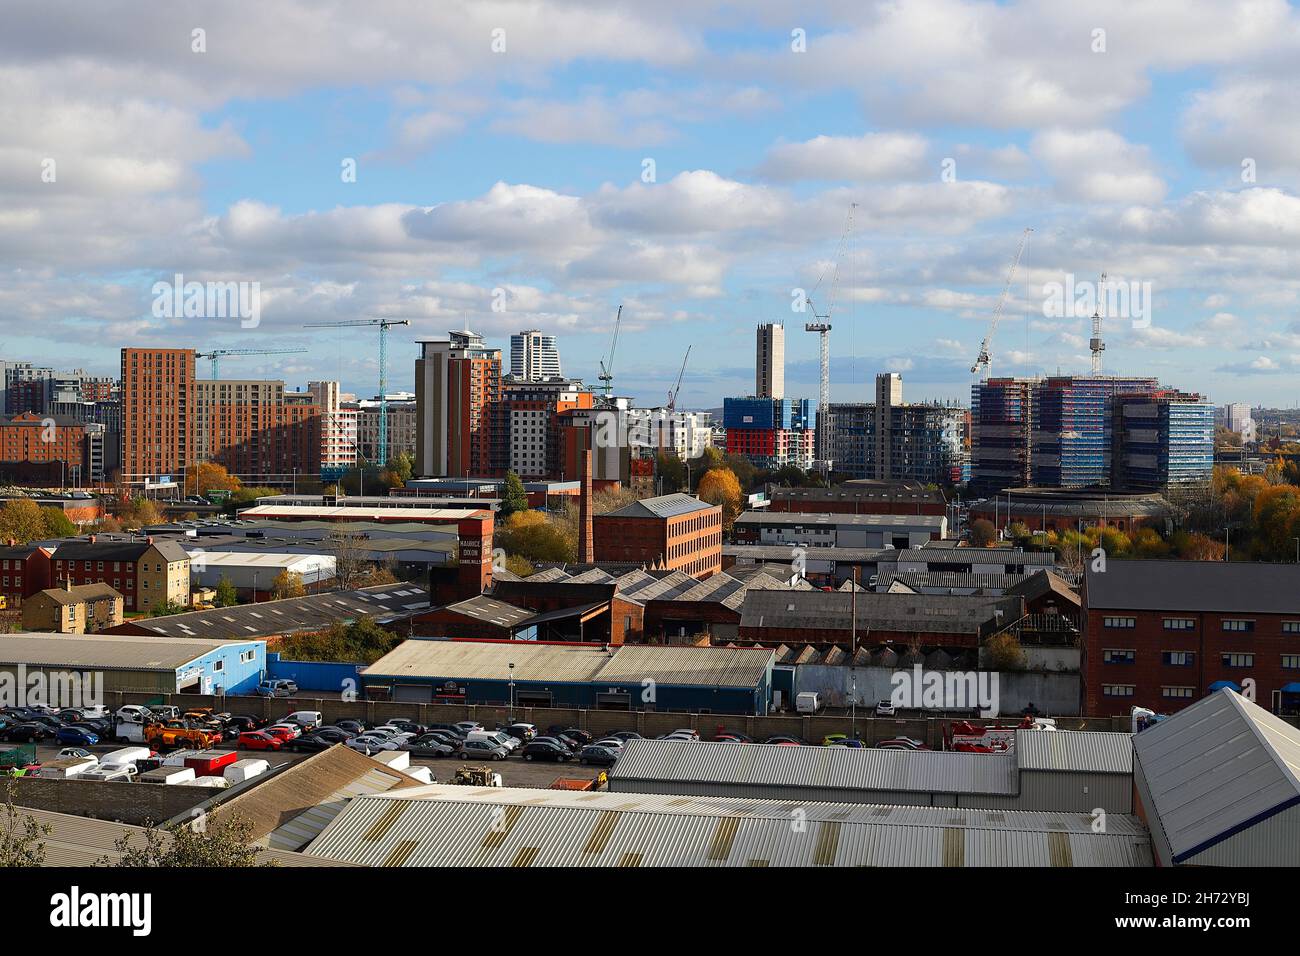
[308,726,356,742]
[334,719,372,735]
[533,735,579,753]
[874,700,897,717]
[422,728,462,745]
[605,731,643,742]
[261,725,300,742]
[55,727,100,746]
[592,738,625,751]
[285,734,338,753]
[458,739,508,761]
[578,745,619,766]
[56,747,94,761]
[547,727,592,745]
[501,723,537,742]
[222,715,262,732]
[238,731,282,751]
[256,679,298,698]
[278,711,322,729]
[712,731,752,743]
[402,736,455,758]
[114,705,154,724]
[383,718,426,736]
[2,722,51,742]
[877,736,929,751]
[762,735,806,746]
[426,723,468,738]
[520,740,570,762]
[826,738,865,748]
[453,721,484,735]
[347,735,404,754]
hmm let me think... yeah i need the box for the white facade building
[509,330,562,381]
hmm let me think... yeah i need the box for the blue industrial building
[360,640,776,715]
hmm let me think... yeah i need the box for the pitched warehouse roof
[1132,688,1300,863]
[600,493,717,520]
[0,632,251,671]
[609,738,1018,796]
[303,785,1151,867]
[363,640,774,689]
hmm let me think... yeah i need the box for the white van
[38,756,98,779]
[467,729,519,751]
[99,746,151,770]
[223,758,269,784]
[795,692,822,714]
[78,766,135,782]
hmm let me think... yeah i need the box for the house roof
[735,512,946,529]
[32,582,122,606]
[1004,569,1081,608]
[438,594,537,629]
[105,584,429,640]
[52,537,190,563]
[1086,559,1300,614]
[1133,688,1300,863]
[599,493,717,520]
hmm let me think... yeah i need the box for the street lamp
[508,662,516,721]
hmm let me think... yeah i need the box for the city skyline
[4,2,1299,409]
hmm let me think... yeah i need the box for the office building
[508,330,562,380]
[121,348,196,486]
[415,330,504,478]
[593,493,723,579]
[1223,402,1256,443]
[756,323,785,399]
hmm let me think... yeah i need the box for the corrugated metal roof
[739,590,1020,635]
[609,738,1018,795]
[1015,730,1133,774]
[736,512,946,529]
[21,806,358,866]
[1086,559,1300,613]
[1133,688,1300,862]
[0,632,247,671]
[303,785,1151,867]
[363,641,774,689]
[602,493,715,520]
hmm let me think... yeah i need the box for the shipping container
[222,758,269,784]
[139,766,196,785]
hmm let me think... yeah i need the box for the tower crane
[597,305,622,401]
[1090,271,1107,374]
[805,202,856,470]
[971,227,1032,378]
[196,347,307,380]
[666,346,691,412]
[302,318,411,465]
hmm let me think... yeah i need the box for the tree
[968,518,997,547]
[322,533,373,589]
[275,616,399,665]
[655,453,686,493]
[185,462,241,496]
[41,506,77,539]
[270,570,306,600]
[378,451,414,490]
[1252,484,1300,559]
[697,468,743,529]
[985,632,1027,670]
[0,780,49,867]
[496,510,576,563]
[214,575,238,608]
[500,471,529,519]
[0,499,47,544]
[123,497,163,529]
[105,814,269,867]
[148,598,188,617]
[504,554,534,577]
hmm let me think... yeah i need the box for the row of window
[1104,648,1272,668]
[1105,684,1259,700]
[1103,616,1293,633]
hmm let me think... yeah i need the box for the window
[1284,621,1300,635]
[213,660,224,672]
[1162,651,1194,666]
[1103,616,1135,628]
[1223,619,1254,632]
[1163,618,1195,630]
[1284,655,1300,670]
[1103,648,1136,664]
[1102,684,1135,697]
[1222,652,1254,668]
[1162,686,1195,699]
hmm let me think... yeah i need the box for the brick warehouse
[767,481,948,516]
[593,493,722,579]
[1082,559,1300,716]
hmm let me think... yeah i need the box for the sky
[3,0,1300,410]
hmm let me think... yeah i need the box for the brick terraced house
[50,537,191,614]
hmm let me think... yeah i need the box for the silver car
[458,738,508,761]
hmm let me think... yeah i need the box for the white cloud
[757,132,928,182]
[1032,129,1166,204]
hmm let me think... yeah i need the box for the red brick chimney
[578,445,594,563]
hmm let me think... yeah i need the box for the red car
[238,731,282,751]
[877,736,930,751]
[261,725,299,743]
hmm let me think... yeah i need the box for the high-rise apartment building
[415,330,505,478]
[1032,376,1158,488]
[723,396,815,470]
[354,394,417,462]
[194,379,321,480]
[1112,391,1215,496]
[969,377,1036,496]
[826,374,968,485]
[1223,402,1257,443]
[755,323,785,400]
[508,330,562,381]
[503,379,593,479]
[121,348,196,484]
[307,381,357,479]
